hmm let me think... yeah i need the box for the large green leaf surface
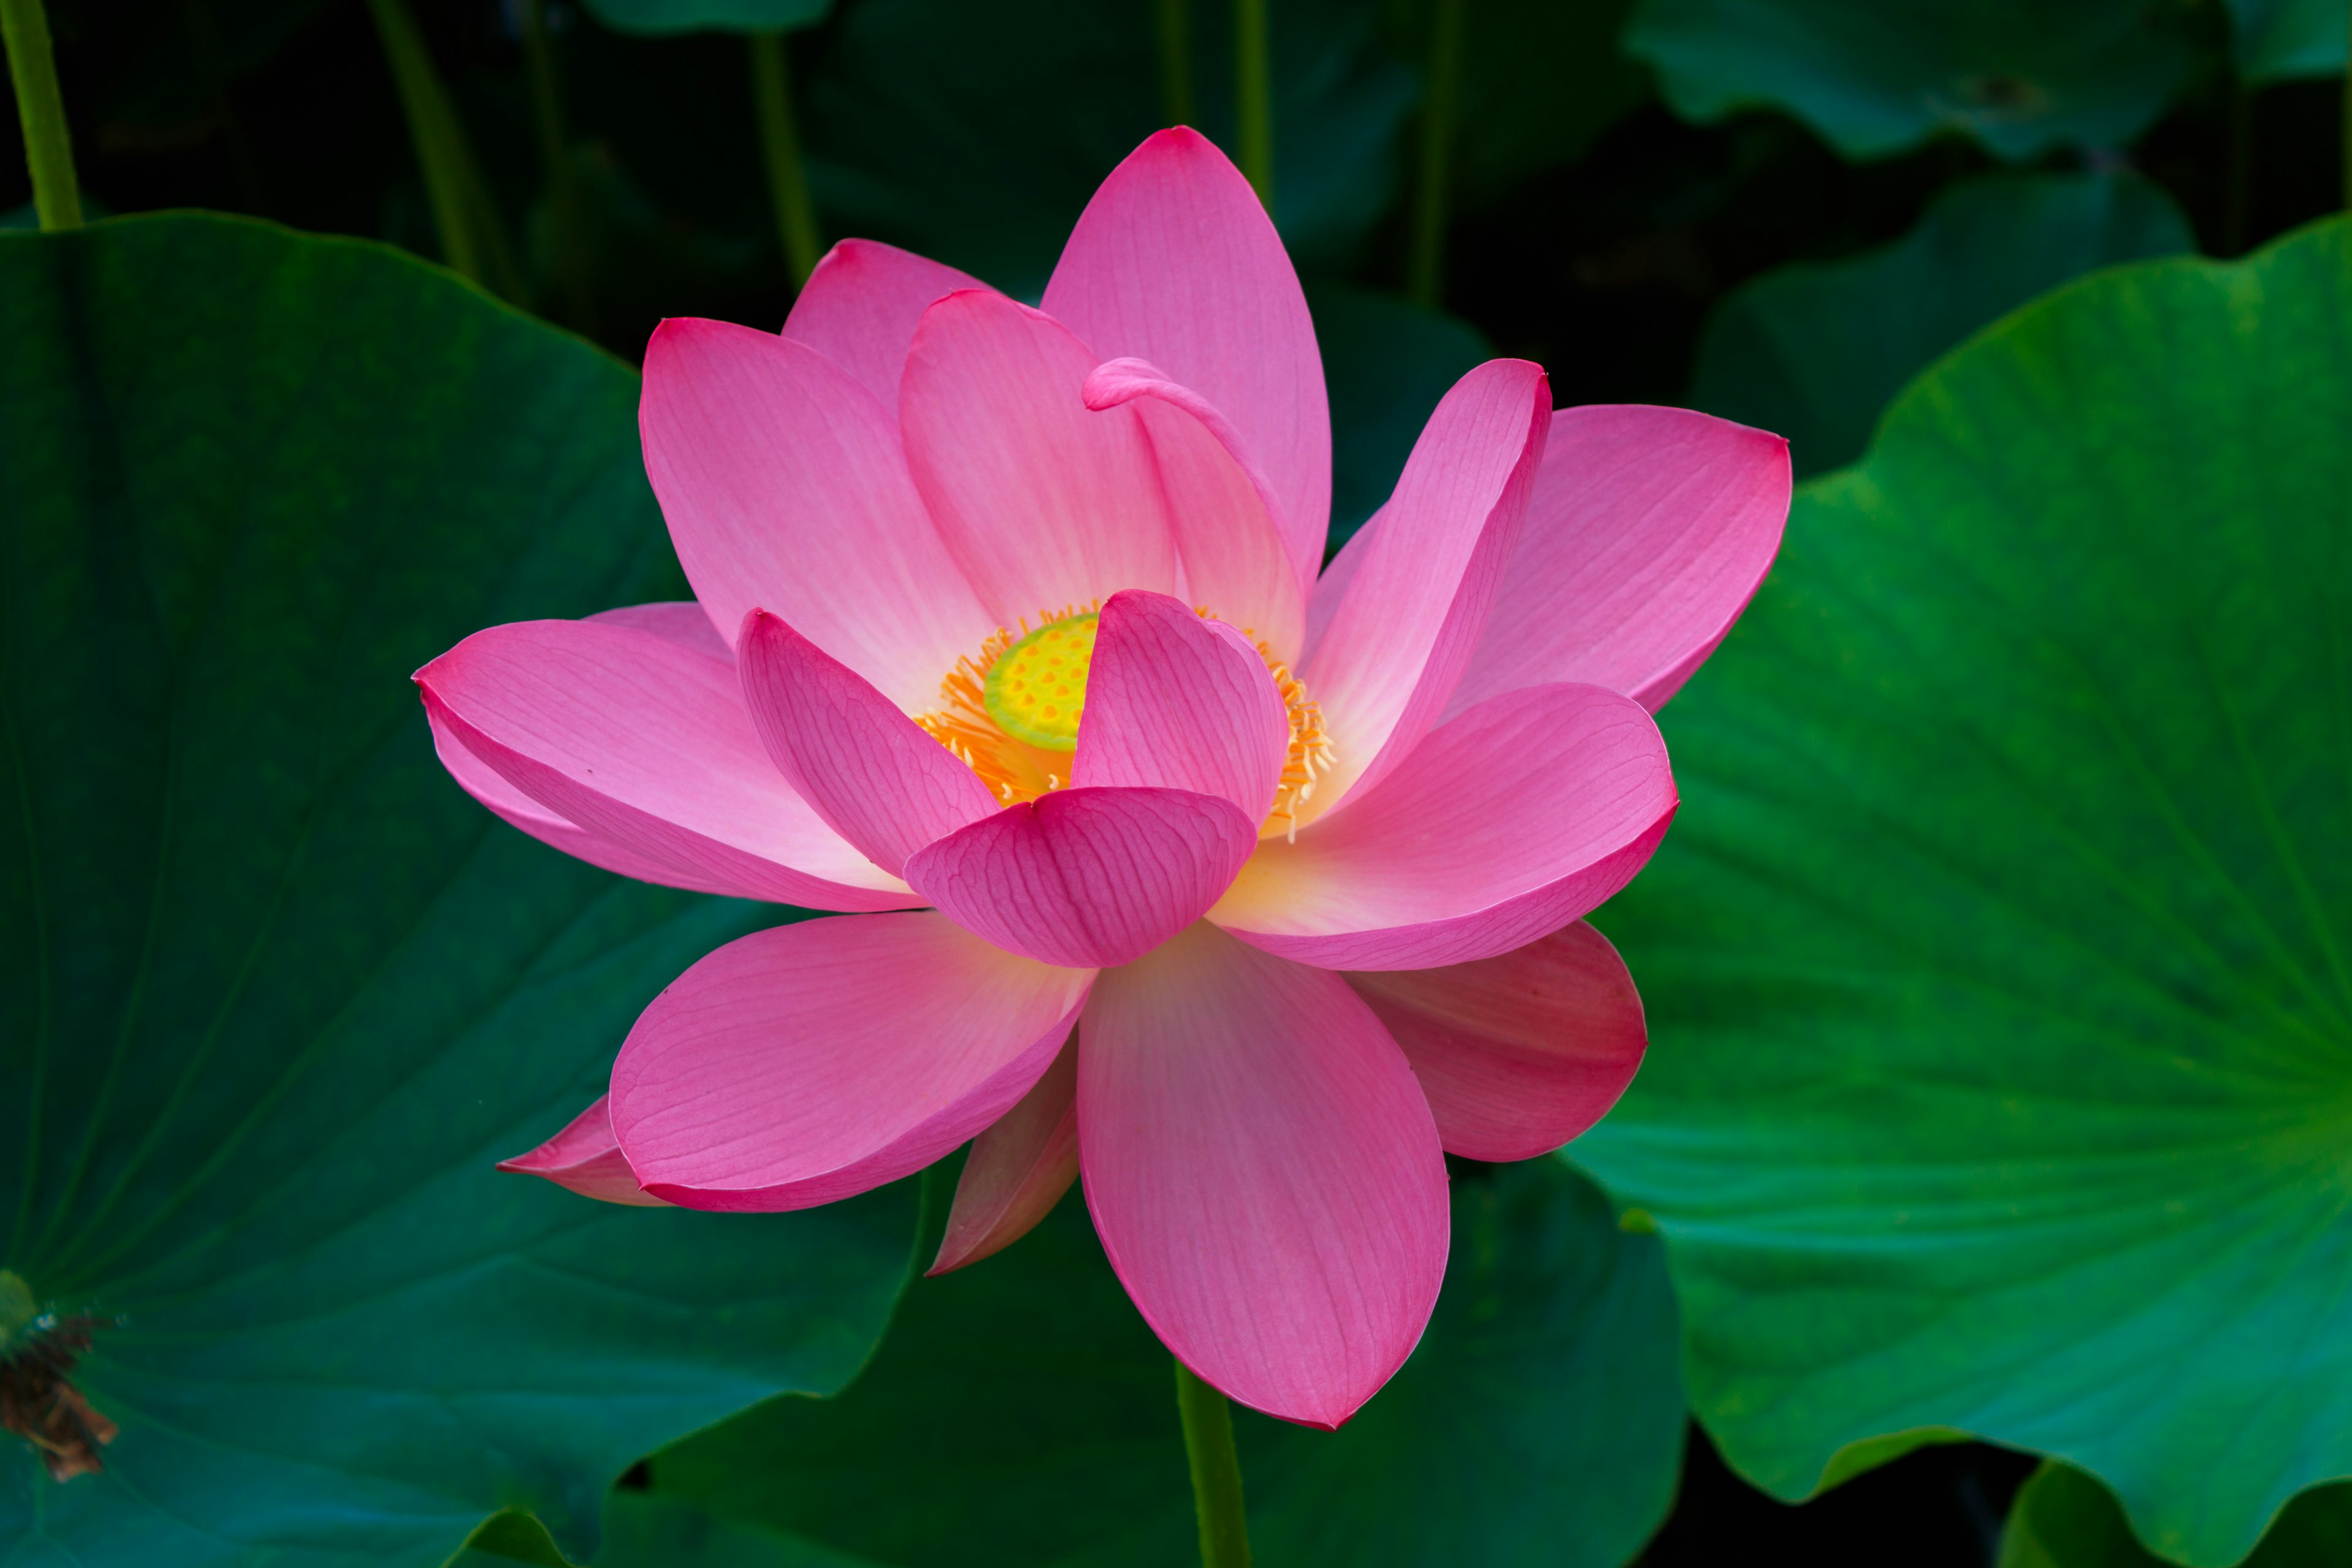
[801,0,1414,294]
[0,214,917,1567]
[2000,1463,2352,1568]
[1623,0,2201,159]
[601,1157,1684,1568]
[1574,217,2352,1566]
[1692,171,2193,477]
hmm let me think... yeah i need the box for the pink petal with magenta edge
[1346,921,1647,1162]
[1082,359,1305,664]
[1212,682,1676,970]
[1298,358,1550,823]
[1044,127,1330,593]
[904,786,1257,968]
[497,1095,669,1207]
[425,700,737,895]
[1072,590,1289,823]
[901,289,1178,625]
[415,619,914,911]
[1079,922,1449,1430]
[641,317,994,709]
[930,1030,1080,1275]
[1447,405,1790,717]
[736,610,999,878]
[783,238,990,421]
[611,913,1093,1212]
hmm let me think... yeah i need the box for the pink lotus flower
[418,129,1787,1428]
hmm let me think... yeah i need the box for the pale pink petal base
[1348,921,1646,1162]
[611,913,1094,1211]
[904,786,1257,968]
[1212,682,1676,970]
[930,1031,1080,1275]
[1079,922,1449,1429]
[497,1095,671,1206]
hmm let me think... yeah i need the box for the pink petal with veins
[611,913,1093,1211]
[1044,127,1330,590]
[1080,923,1447,1428]
[1213,682,1675,969]
[497,1095,669,1207]
[1348,921,1646,1161]
[1073,590,1289,823]
[905,787,1256,968]
[930,1031,1080,1275]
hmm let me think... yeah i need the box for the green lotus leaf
[579,0,831,37]
[0,214,917,1567]
[1622,0,2202,160]
[801,0,1414,295]
[1574,216,2352,1566]
[601,1156,1684,1567]
[1999,1463,2352,1568]
[2224,0,2349,81]
[1692,171,2193,478]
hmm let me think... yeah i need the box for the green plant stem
[1156,0,1193,127]
[1232,0,1272,213]
[366,0,524,301]
[519,0,595,333]
[1408,0,1465,305]
[1174,1360,1252,1568]
[750,30,821,290]
[2343,0,2351,211]
[0,0,81,229]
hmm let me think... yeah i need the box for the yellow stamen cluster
[914,601,1334,838]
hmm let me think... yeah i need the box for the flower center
[983,612,1098,750]
[916,604,1333,835]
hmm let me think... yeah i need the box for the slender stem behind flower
[750,30,823,291]
[1232,0,1273,213]
[1408,0,1466,305]
[519,0,596,332]
[0,0,81,229]
[1157,0,1194,127]
[367,0,526,301]
[1175,1359,1253,1567]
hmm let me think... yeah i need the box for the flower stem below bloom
[750,29,822,291]
[1174,1358,1253,1567]
[0,0,81,230]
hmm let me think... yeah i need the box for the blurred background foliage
[2,0,2350,1564]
